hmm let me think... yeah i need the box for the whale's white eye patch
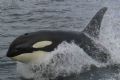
[33,41,52,48]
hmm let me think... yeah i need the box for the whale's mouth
[17,41,108,80]
[11,51,48,63]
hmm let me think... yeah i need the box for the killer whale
[7,7,110,63]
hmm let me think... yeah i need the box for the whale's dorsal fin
[83,7,107,39]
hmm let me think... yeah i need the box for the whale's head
[6,31,55,62]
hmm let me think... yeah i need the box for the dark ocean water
[1,0,120,80]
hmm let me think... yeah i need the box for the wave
[16,41,112,80]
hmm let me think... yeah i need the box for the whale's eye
[24,33,29,35]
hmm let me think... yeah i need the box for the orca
[6,7,110,63]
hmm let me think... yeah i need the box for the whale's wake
[16,41,117,80]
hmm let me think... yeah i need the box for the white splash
[16,62,34,79]
[16,41,107,80]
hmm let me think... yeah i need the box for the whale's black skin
[7,7,110,63]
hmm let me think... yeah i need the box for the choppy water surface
[1,0,120,80]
